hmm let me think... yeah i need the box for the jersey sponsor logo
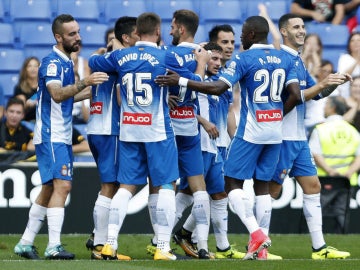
[46,63,57,76]
[90,102,103,114]
[170,106,195,119]
[256,109,282,122]
[122,112,152,125]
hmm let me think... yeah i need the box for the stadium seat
[305,23,349,48]
[8,0,53,23]
[151,0,199,22]
[79,22,109,48]
[0,48,25,73]
[160,21,172,46]
[246,0,290,22]
[0,0,6,22]
[323,48,346,68]
[18,22,53,48]
[0,23,14,48]
[23,47,50,60]
[199,0,246,25]
[194,24,208,44]
[57,0,101,23]
[102,0,150,25]
[0,73,19,97]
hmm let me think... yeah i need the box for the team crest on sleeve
[46,63,57,76]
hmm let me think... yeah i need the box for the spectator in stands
[305,59,336,137]
[302,34,323,79]
[344,0,360,32]
[13,57,40,122]
[0,87,4,121]
[337,31,360,97]
[309,95,360,232]
[0,97,34,152]
[71,41,91,124]
[343,76,360,130]
[72,125,90,154]
[291,0,346,25]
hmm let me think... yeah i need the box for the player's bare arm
[48,72,109,103]
[303,73,352,101]
[156,69,228,96]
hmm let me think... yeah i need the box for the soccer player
[156,15,303,260]
[208,24,236,161]
[85,16,138,260]
[88,12,209,261]
[174,42,246,259]
[14,14,109,260]
[266,13,352,260]
[166,9,212,259]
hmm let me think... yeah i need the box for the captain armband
[178,77,189,88]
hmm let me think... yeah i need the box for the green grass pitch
[1,234,359,270]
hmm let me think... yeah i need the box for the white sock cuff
[95,194,112,209]
[159,188,175,196]
[193,190,209,201]
[31,202,47,216]
[148,193,159,202]
[303,193,320,200]
[47,207,64,217]
[176,192,194,205]
[210,197,228,208]
[118,188,133,199]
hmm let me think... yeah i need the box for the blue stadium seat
[24,47,50,60]
[79,22,109,48]
[8,0,53,23]
[0,0,6,22]
[305,23,349,48]
[0,73,19,97]
[194,24,208,44]
[160,21,172,46]
[151,0,199,22]
[246,0,290,22]
[18,22,53,47]
[0,23,14,48]
[0,48,25,73]
[199,0,246,25]
[323,48,346,68]
[102,0,150,25]
[57,0,101,23]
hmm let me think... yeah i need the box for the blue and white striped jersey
[220,44,299,144]
[34,46,75,145]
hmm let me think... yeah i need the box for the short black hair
[203,42,223,52]
[6,97,25,110]
[278,13,301,30]
[52,14,75,36]
[114,16,137,43]
[208,24,234,42]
